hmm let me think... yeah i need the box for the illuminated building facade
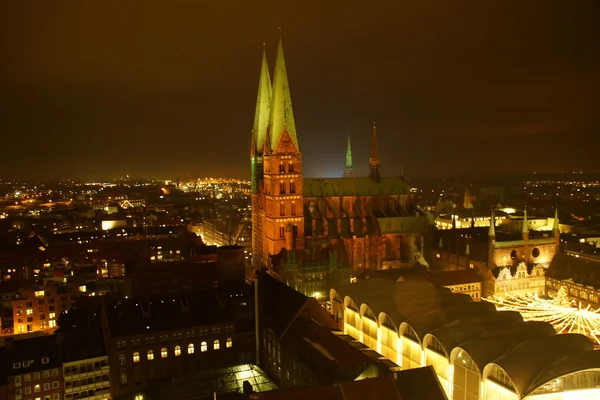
[12,285,77,335]
[62,355,110,400]
[484,209,560,298]
[250,39,428,273]
[433,209,560,299]
[545,252,600,308]
[330,278,600,400]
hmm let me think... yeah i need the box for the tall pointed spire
[269,37,298,150]
[553,207,560,232]
[369,122,380,181]
[344,136,355,178]
[253,45,272,153]
[522,209,529,235]
[488,209,496,237]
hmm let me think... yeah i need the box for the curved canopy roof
[455,321,556,374]
[427,322,496,358]
[527,349,600,396]
[488,333,594,397]
[333,279,445,328]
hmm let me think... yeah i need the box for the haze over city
[2,0,600,180]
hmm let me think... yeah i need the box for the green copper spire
[269,37,298,150]
[344,136,355,178]
[253,46,272,153]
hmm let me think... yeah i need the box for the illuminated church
[250,38,429,273]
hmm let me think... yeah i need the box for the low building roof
[249,373,403,400]
[283,318,388,383]
[103,285,249,337]
[546,252,600,289]
[0,335,61,384]
[403,269,484,287]
[394,366,448,400]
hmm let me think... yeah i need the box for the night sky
[1,1,599,180]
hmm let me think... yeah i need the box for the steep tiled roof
[262,272,308,337]
[546,252,600,288]
[303,177,410,197]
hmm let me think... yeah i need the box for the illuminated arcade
[330,278,600,400]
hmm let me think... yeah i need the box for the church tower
[343,136,355,178]
[251,45,272,268]
[369,123,381,182]
[261,37,304,262]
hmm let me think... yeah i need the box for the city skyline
[2,1,600,180]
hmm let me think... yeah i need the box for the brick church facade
[250,39,429,273]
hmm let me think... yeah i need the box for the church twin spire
[252,46,272,153]
[251,37,298,156]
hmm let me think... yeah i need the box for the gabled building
[431,209,560,298]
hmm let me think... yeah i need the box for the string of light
[485,287,600,346]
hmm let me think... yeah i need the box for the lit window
[188,343,194,354]
[133,352,140,363]
[214,340,220,350]
[201,341,208,352]
[226,338,233,348]
[161,348,167,358]
[174,345,181,356]
[147,350,154,360]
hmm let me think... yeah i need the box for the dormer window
[41,357,49,365]
[13,362,21,369]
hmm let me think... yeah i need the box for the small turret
[553,207,560,245]
[488,210,496,237]
[522,209,529,241]
[343,135,355,178]
[369,122,380,182]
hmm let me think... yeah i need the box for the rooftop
[103,285,251,337]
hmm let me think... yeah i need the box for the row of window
[14,390,59,400]
[64,360,108,375]
[16,306,57,316]
[13,360,53,370]
[19,381,60,394]
[119,339,233,364]
[116,325,234,349]
[278,182,297,194]
[279,162,295,173]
